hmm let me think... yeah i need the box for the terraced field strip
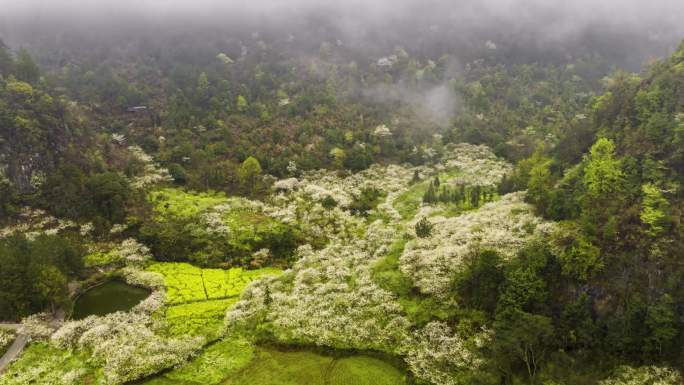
[164,298,239,337]
[146,263,282,338]
[147,262,281,305]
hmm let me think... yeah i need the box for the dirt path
[0,309,65,374]
[0,334,29,373]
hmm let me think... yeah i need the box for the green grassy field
[141,337,255,385]
[393,169,499,220]
[328,356,408,385]
[141,344,407,385]
[0,342,101,385]
[223,348,407,385]
[392,169,463,220]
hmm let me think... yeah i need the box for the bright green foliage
[372,239,413,297]
[147,262,280,305]
[205,267,281,299]
[2,342,100,385]
[149,188,229,218]
[83,250,119,268]
[640,183,669,236]
[6,79,34,98]
[394,180,430,219]
[150,262,279,342]
[165,299,239,338]
[329,147,346,169]
[236,95,248,112]
[203,268,236,299]
[525,156,554,215]
[551,223,602,281]
[238,156,262,192]
[147,263,206,304]
[583,138,623,198]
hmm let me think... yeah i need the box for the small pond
[72,280,150,319]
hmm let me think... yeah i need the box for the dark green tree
[15,48,40,83]
[415,217,434,238]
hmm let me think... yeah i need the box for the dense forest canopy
[2,1,684,385]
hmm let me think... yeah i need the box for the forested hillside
[2,1,684,384]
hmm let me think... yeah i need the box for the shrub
[415,217,433,238]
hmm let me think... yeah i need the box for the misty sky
[2,0,684,74]
[3,0,684,42]
[2,0,684,128]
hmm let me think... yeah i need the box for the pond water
[72,280,150,319]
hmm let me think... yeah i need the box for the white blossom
[127,146,173,189]
[442,143,512,187]
[401,192,554,296]
[0,207,78,240]
[117,238,152,264]
[372,124,393,137]
[0,328,14,349]
[216,52,234,65]
[52,310,202,385]
[109,223,127,234]
[273,177,299,192]
[111,133,126,144]
[19,313,55,339]
[598,366,682,385]
[404,322,490,385]
[228,229,410,354]
[79,222,94,236]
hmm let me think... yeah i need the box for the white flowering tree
[404,322,492,385]
[225,144,554,385]
[127,146,173,189]
[598,365,683,385]
[400,192,554,296]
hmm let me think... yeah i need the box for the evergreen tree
[15,48,40,83]
[415,217,434,238]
